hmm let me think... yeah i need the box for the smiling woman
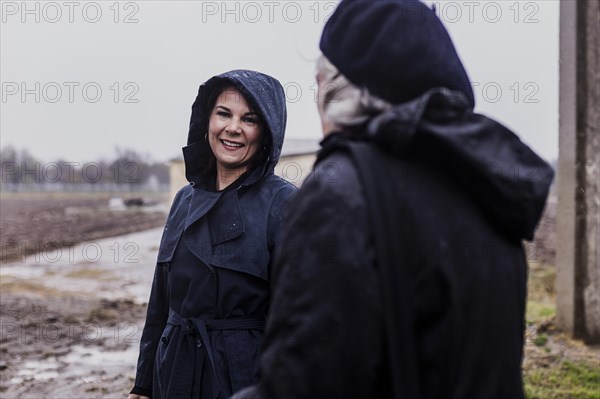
[127,70,296,399]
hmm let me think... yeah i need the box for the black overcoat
[132,70,296,399]
[233,89,554,399]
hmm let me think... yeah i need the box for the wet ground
[1,194,595,398]
[0,227,164,399]
[1,192,168,264]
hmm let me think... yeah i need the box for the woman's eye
[217,111,230,118]
[243,117,258,124]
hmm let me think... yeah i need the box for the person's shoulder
[264,173,296,188]
[285,150,365,219]
[259,175,297,221]
[173,184,193,203]
[162,184,193,217]
[303,150,361,198]
[165,185,193,209]
[262,173,298,197]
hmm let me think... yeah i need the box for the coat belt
[165,308,266,399]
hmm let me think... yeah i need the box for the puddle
[125,282,152,304]
[9,345,139,386]
[62,344,138,369]
[0,228,162,302]
[10,358,62,384]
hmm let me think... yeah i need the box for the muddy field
[0,293,146,398]
[1,192,168,398]
[0,223,164,399]
[1,192,169,264]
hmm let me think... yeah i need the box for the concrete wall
[556,0,599,344]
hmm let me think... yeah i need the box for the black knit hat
[319,0,475,108]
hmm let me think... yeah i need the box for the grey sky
[1,1,559,163]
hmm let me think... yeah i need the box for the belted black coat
[132,70,296,399]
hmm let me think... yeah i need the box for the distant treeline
[0,146,170,191]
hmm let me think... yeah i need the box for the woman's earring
[204,132,208,141]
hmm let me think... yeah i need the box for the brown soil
[1,192,168,264]
[0,291,146,398]
[0,192,167,398]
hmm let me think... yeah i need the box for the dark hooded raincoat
[131,70,296,399]
[232,88,554,399]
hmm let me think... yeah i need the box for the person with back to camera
[127,70,296,399]
[232,1,555,398]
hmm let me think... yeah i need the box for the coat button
[196,339,202,348]
[161,336,169,345]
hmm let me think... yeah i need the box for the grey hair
[316,55,391,131]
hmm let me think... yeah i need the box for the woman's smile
[220,138,245,150]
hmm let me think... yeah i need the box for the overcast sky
[1,1,559,164]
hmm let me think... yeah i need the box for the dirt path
[0,228,163,399]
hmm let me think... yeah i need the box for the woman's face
[208,87,263,174]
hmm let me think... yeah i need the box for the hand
[127,395,149,399]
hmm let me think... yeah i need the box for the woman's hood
[363,88,554,241]
[183,70,287,187]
